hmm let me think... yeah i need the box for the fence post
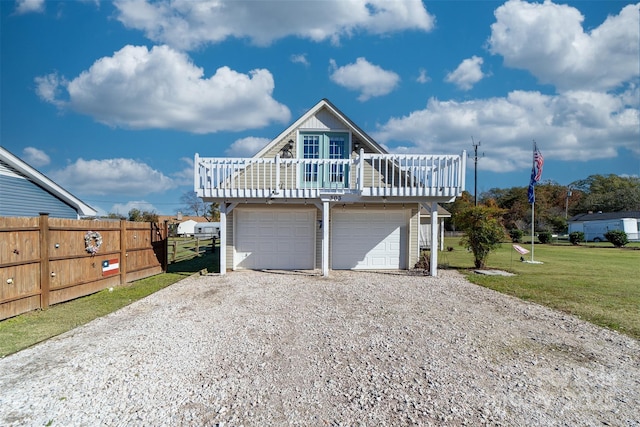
[172,241,177,263]
[162,220,168,272]
[39,213,50,309]
[120,219,127,285]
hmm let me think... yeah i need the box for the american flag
[528,142,543,204]
[102,259,120,277]
[533,144,544,183]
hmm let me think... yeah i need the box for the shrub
[604,230,628,248]
[454,206,505,268]
[509,229,524,243]
[569,231,585,245]
[538,231,552,244]
[414,252,430,270]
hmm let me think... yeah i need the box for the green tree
[128,209,158,222]
[571,174,640,214]
[105,213,125,220]
[454,206,506,268]
[442,190,474,231]
[128,208,142,222]
[141,211,159,222]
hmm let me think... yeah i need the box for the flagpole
[531,194,535,262]
[530,139,535,262]
[525,139,543,264]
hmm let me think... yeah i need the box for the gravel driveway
[1,270,638,426]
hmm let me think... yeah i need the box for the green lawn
[438,237,640,339]
[0,245,219,358]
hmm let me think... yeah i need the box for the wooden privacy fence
[0,214,167,320]
[168,237,215,264]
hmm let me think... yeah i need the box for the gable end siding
[0,174,78,218]
[300,108,348,131]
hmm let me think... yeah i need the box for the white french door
[300,132,349,188]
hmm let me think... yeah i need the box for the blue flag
[528,143,543,204]
[528,166,536,204]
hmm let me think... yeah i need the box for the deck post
[219,203,227,275]
[430,201,438,277]
[322,201,330,276]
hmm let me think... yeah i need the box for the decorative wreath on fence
[85,231,102,255]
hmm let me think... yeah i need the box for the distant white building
[568,211,640,242]
[195,222,220,239]
[176,219,197,236]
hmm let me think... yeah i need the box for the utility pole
[471,137,482,206]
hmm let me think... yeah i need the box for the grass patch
[439,238,640,340]
[168,237,215,264]
[0,246,218,358]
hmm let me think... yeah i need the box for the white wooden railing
[195,151,466,199]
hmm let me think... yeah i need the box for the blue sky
[1,0,638,216]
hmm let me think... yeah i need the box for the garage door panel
[235,209,315,270]
[332,210,406,270]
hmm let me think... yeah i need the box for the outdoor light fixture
[281,139,294,158]
[354,141,360,151]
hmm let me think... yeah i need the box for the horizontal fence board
[126,266,163,283]
[49,277,121,306]
[0,295,40,320]
[0,263,40,301]
[0,215,167,320]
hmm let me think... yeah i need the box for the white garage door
[332,210,407,270]
[234,208,315,270]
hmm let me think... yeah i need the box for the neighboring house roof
[420,204,452,218]
[0,146,97,217]
[569,211,640,222]
[254,98,387,158]
[157,215,209,224]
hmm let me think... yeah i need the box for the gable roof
[254,98,387,158]
[0,146,97,217]
[569,211,640,222]
[157,215,210,224]
[420,204,452,218]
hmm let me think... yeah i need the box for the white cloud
[225,137,271,157]
[417,68,431,84]
[290,54,310,67]
[171,157,195,187]
[50,158,176,197]
[489,0,640,92]
[35,45,291,134]
[15,0,45,14]
[114,0,435,50]
[22,147,50,167]
[445,56,486,91]
[329,57,400,101]
[110,200,158,216]
[372,90,639,172]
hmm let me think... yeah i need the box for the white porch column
[219,203,227,275]
[430,201,438,277]
[322,201,330,276]
[440,217,445,251]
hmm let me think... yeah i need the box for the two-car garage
[233,207,408,271]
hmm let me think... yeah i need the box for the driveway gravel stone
[0,270,638,426]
